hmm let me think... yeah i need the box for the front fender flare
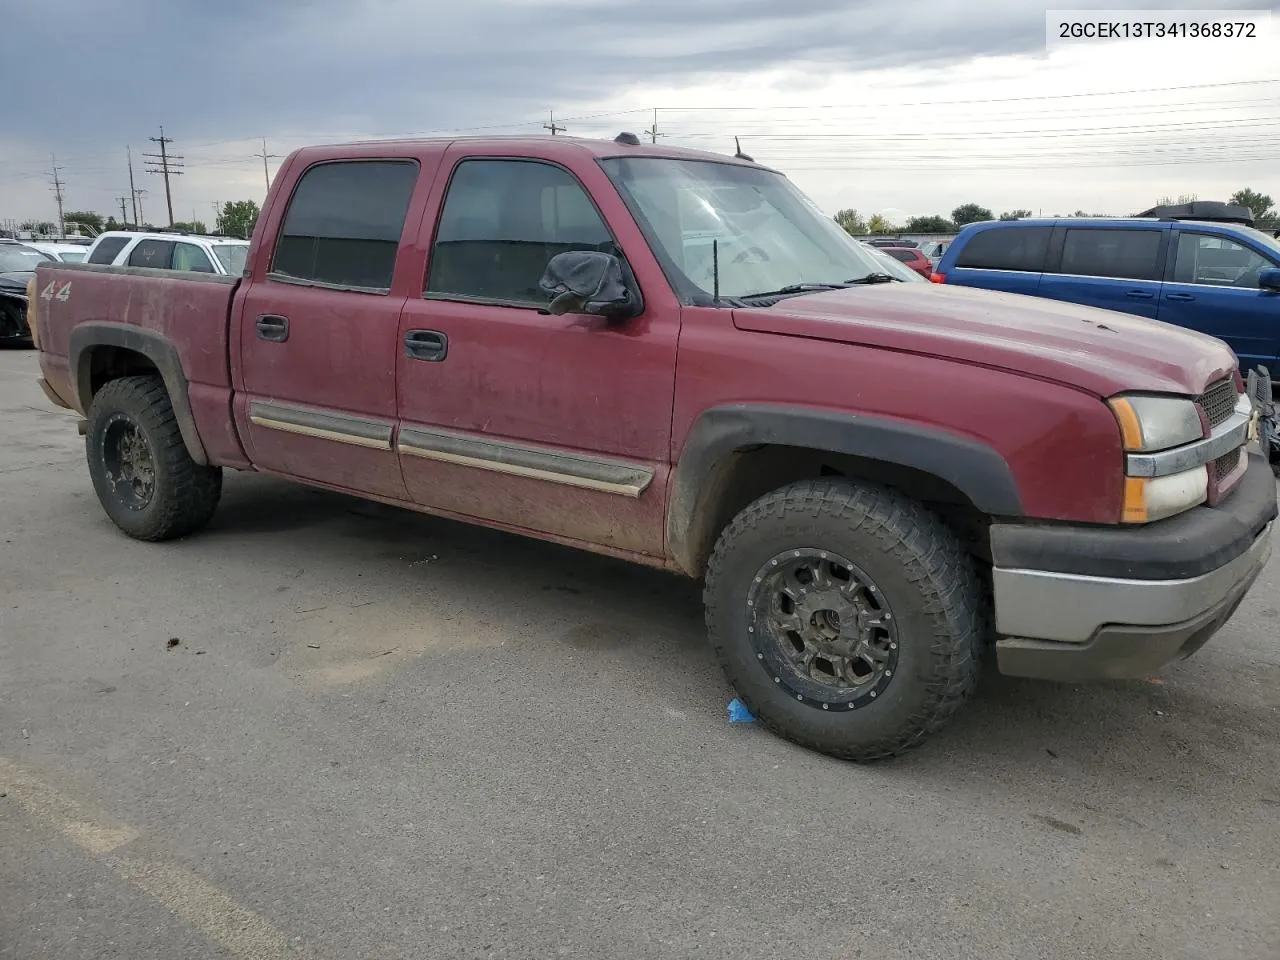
[68,321,209,465]
[666,404,1023,575]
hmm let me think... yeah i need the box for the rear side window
[1060,229,1161,281]
[88,236,130,264]
[885,249,914,262]
[271,160,419,292]
[173,243,216,273]
[954,227,1050,272]
[426,159,614,306]
[127,239,174,269]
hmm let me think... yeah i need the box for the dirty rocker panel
[397,425,655,498]
[247,400,394,450]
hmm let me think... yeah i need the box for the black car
[0,242,54,344]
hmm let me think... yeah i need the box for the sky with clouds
[3,0,1278,229]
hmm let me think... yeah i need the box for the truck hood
[732,283,1237,397]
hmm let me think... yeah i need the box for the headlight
[1107,395,1203,452]
[1122,468,1208,523]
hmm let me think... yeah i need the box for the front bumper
[990,451,1276,681]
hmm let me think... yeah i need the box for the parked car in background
[932,203,1280,378]
[867,247,926,281]
[0,240,55,343]
[863,236,918,248]
[22,240,89,263]
[880,245,933,277]
[918,240,949,267]
[84,231,250,276]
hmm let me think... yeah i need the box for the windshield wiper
[844,273,901,284]
[739,282,849,300]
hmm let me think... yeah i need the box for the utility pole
[134,189,147,227]
[49,154,66,239]
[253,138,279,190]
[127,146,140,225]
[543,110,565,135]
[142,126,184,227]
[117,196,130,224]
[644,108,664,144]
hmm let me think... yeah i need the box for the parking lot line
[1,756,299,959]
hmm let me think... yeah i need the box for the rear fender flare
[68,321,208,465]
[666,404,1023,575]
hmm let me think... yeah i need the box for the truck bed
[32,262,246,467]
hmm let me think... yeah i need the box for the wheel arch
[666,404,1023,577]
[68,321,209,466]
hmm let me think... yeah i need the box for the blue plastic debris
[727,697,756,724]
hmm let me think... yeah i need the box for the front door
[1159,230,1280,376]
[395,152,680,559]
[233,158,422,500]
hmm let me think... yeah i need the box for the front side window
[426,159,614,306]
[127,239,174,269]
[173,243,216,273]
[271,160,419,292]
[1060,228,1161,281]
[600,156,886,301]
[953,227,1051,272]
[1173,233,1275,287]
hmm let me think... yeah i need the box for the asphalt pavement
[2,346,1278,960]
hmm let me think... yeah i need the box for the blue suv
[933,203,1280,376]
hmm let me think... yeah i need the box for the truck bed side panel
[34,264,249,467]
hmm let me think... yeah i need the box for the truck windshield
[600,156,887,301]
[211,244,248,276]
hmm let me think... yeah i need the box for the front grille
[1196,379,1237,427]
[1212,447,1242,482]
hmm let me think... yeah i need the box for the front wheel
[704,479,984,761]
[85,375,222,541]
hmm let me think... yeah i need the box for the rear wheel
[704,478,984,761]
[85,375,222,541]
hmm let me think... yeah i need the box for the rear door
[943,225,1050,294]
[1040,226,1166,319]
[1159,229,1280,374]
[231,157,423,500]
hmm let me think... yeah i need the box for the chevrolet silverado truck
[28,134,1277,761]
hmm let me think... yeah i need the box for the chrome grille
[1196,379,1237,427]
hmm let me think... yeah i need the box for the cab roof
[290,133,777,171]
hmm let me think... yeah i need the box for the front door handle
[1167,292,1196,302]
[1125,290,1155,300]
[405,329,448,362]
[256,314,289,342]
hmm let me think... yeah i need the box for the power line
[49,154,65,239]
[253,138,279,189]
[142,125,184,227]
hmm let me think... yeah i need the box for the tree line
[14,200,262,240]
[834,188,1277,236]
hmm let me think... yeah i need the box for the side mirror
[1258,267,1280,292]
[538,251,641,320]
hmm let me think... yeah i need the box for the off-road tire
[85,375,222,541]
[704,478,984,761]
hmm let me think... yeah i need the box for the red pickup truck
[28,133,1276,760]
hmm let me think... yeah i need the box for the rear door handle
[405,329,448,362]
[1125,290,1155,300]
[256,314,289,342]
[1167,293,1196,302]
